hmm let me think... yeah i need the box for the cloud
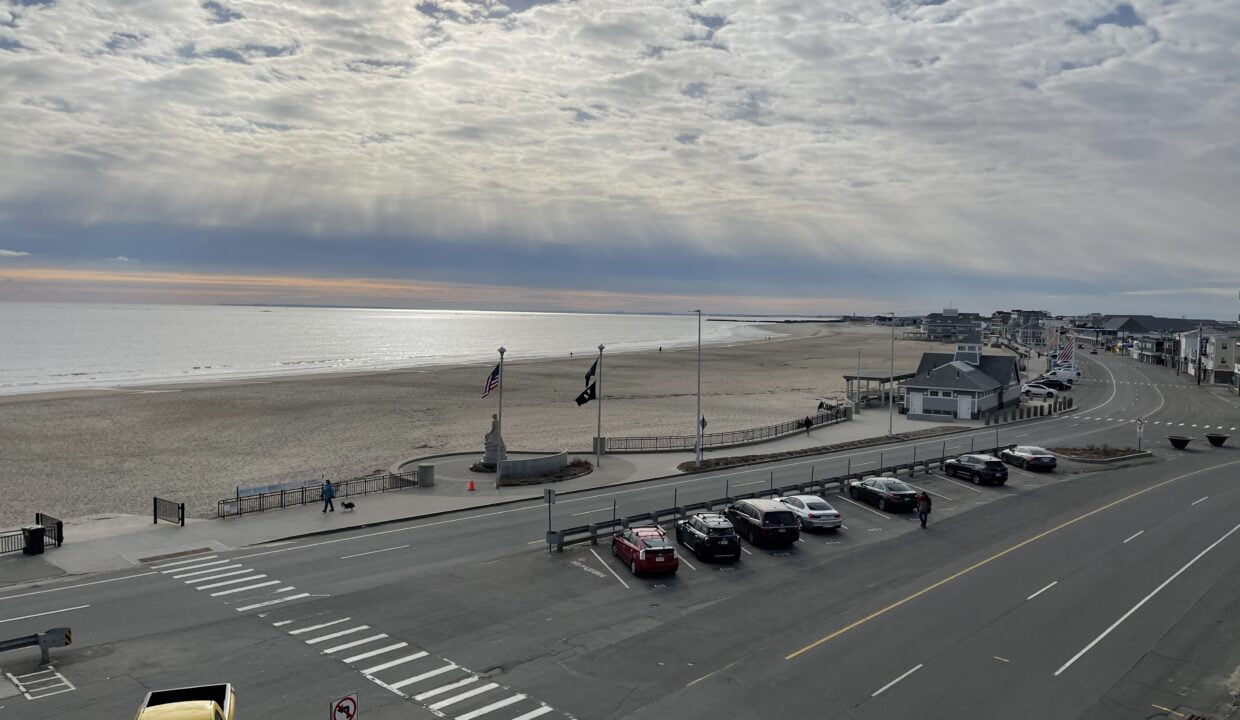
[0,0,1235,313]
[110,255,137,262]
[0,248,31,257]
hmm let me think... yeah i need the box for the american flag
[481,363,501,398]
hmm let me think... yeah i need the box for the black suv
[674,512,741,561]
[723,499,800,546]
[1032,377,1071,391]
[944,454,1009,485]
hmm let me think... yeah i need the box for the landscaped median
[1050,445,1152,464]
[676,425,963,473]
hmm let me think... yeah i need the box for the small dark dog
[341,501,356,512]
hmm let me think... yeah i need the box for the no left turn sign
[332,693,359,720]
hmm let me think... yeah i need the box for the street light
[855,347,862,406]
[888,313,895,436]
[693,310,703,466]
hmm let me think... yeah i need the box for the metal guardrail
[0,530,23,555]
[154,497,185,526]
[34,512,63,547]
[547,444,1014,550]
[606,408,849,453]
[217,470,419,518]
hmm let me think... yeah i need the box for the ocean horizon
[0,302,791,396]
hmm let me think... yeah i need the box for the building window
[929,391,939,397]
[942,391,954,398]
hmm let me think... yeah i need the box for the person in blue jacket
[322,479,335,512]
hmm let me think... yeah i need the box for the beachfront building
[902,333,1022,421]
[1176,329,1240,387]
[920,307,985,341]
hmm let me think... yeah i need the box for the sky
[0,0,1237,318]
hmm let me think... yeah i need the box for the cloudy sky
[0,0,1237,317]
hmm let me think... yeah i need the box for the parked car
[611,526,679,575]
[674,512,741,561]
[778,495,842,531]
[1021,383,1058,398]
[1042,369,1078,383]
[944,454,1009,485]
[1032,377,1071,391]
[1078,344,1085,349]
[1089,349,1098,354]
[998,445,1057,471]
[136,684,235,720]
[847,476,917,512]
[1053,364,1081,376]
[723,499,800,546]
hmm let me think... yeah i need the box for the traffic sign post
[331,693,359,720]
[1136,417,1145,451]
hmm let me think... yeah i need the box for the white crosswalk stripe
[343,642,409,664]
[458,695,528,720]
[210,579,280,596]
[390,662,458,690]
[361,651,429,675]
[306,625,370,645]
[427,682,499,711]
[323,634,389,655]
[415,676,479,701]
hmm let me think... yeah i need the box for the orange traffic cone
[467,480,476,491]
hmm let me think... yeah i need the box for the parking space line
[680,556,698,571]
[902,482,953,502]
[930,473,982,493]
[740,546,753,555]
[872,664,922,697]
[589,548,630,589]
[361,651,429,675]
[838,496,890,519]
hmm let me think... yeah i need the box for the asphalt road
[2,351,1238,720]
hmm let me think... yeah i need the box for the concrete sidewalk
[0,410,972,584]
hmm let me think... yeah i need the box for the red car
[611,526,679,575]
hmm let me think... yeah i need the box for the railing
[606,408,849,453]
[217,470,419,519]
[0,530,23,555]
[34,512,63,547]
[546,444,1014,550]
[154,497,185,527]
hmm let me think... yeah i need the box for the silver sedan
[778,495,843,531]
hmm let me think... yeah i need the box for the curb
[1052,451,1153,464]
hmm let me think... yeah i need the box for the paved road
[2,352,1237,719]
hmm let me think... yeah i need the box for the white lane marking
[149,555,218,569]
[390,662,458,690]
[852,461,876,467]
[1123,530,1144,544]
[184,569,253,584]
[427,682,499,710]
[210,580,280,596]
[0,605,90,624]
[740,546,753,555]
[173,564,243,579]
[1191,496,1209,506]
[735,480,766,487]
[305,625,371,644]
[344,642,409,664]
[457,694,527,720]
[290,617,351,635]
[589,548,630,589]
[195,574,267,590]
[872,664,923,697]
[161,559,229,574]
[414,675,478,701]
[273,620,295,627]
[680,556,698,571]
[362,650,429,675]
[236,593,310,611]
[340,545,410,560]
[1014,433,1031,438]
[838,496,890,519]
[511,707,555,720]
[1055,520,1240,677]
[0,572,157,601]
[1027,581,1058,601]
[323,633,389,655]
[570,507,611,516]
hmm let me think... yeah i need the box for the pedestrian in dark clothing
[917,491,932,528]
[322,479,335,512]
[804,416,813,435]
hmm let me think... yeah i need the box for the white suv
[1022,383,1058,398]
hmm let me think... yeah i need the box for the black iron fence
[0,530,22,555]
[606,408,849,453]
[34,512,63,547]
[217,470,418,518]
[548,443,1014,550]
[154,498,185,526]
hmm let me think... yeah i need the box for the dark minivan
[724,499,800,546]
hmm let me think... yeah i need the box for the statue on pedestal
[482,413,507,466]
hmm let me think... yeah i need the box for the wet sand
[0,323,960,527]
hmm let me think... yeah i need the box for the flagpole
[596,344,604,468]
[497,346,506,435]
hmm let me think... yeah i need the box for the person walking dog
[917,491,932,528]
[322,478,336,513]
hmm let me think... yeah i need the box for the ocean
[0,303,776,396]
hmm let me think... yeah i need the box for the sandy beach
[0,323,963,528]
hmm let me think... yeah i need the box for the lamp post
[888,313,896,436]
[596,344,604,468]
[694,310,703,467]
[855,347,862,406]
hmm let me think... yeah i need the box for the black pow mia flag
[585,358,598,384]
[575,382,597,406]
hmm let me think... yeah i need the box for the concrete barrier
[417,464,435,487]
[497,451,568,484]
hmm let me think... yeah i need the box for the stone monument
[482,412,507,467]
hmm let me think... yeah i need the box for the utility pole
[694,310,703,466]
[888,312,896,436]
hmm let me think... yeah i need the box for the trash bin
[23,526,45,555]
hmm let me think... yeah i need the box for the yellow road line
[785,458,1240,660]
